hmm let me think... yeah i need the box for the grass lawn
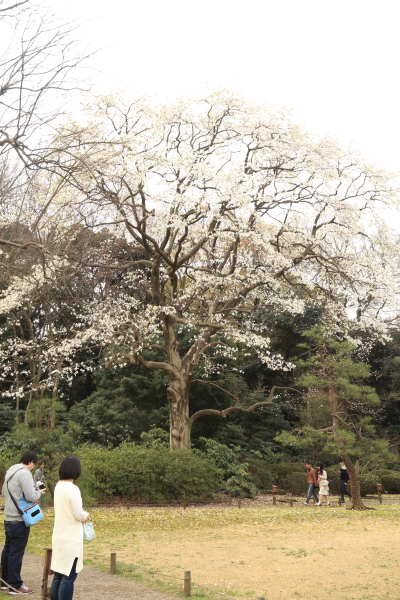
[10,498,400,600]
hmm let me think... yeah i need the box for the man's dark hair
[305,461,312,466]
[59,455,81,481]
[20,451,38,465]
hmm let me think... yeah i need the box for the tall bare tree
[0,0,89,165]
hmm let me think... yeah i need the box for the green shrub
[140,428,169,449]
[0,450,15,488]
[225,464,257,498]
[269,463,306,490]
[377,471,400,493]
[271,462,305,479]
[249,460,274,491]
[198,438,256,498]
[280,472,306,495]
[357,473,380,495]
[76,443,222,503]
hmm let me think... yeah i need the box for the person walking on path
[1,450,45,595]
[304,461,319,505]
[33,461,45,507]
[317,463,330,506]
[50,455,89,600]
[339,460,352,504]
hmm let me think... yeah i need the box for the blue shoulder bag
[6,468,44,526]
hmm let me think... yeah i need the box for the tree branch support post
[110,553,116,574]
[272,485,277,506]
[377,484,382,505]
[42,548,53,598]
[184,571,191,596]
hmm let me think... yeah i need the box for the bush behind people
[76,443,223,503]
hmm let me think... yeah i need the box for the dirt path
[17,552,178,600]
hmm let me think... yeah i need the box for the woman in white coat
[316,463,330,506]
[50,456,89,600]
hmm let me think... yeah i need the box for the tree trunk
[167,375,191,449]
[342,453,366,510]
[14,359,20,423]
[50,358,61,429]
[24,390,33,425]
[46,481,55,502]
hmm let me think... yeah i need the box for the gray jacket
[1,464,42,521]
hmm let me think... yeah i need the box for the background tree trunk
[342,453,366,509]
[167,377,191,449]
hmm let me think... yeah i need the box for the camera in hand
[36,482,45,490]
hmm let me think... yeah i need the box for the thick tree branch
[102,351,175,374]
[188,385,301,425]
[0,1,29,12]
[0,237,46,252]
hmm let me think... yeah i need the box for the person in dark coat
[339,460,352,504]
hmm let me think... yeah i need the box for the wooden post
[289,498,294,507]
[272,485,277,506]
[377,484,382,504]
[182,500,187,510]
[229,497,233,506]
[184,571,191,596]
[238,499,242,508]
[42,548,53,598]
[110,553,116,574]
[339,498,342,507]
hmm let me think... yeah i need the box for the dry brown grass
[19,499,400,600]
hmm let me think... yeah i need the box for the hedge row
[1,446,399,502]
[76,444,223,503]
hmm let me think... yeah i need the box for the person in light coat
[50,456,89,600]
[316,463,330,506]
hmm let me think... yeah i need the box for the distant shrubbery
[263,462,400,496]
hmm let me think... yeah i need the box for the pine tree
[279,328,395,509]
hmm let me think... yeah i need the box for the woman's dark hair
[59,455,81,481]
[20,451,38,465]
[317,463,324,473]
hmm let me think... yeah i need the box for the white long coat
[318,470,329,496]
[51,481,88,576]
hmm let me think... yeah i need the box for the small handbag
[83,521,96,541]
[18,494,44,526]
[6,470,44,527]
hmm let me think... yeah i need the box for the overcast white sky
[53,0,399,172]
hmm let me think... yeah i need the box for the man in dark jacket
[339,460,352,504]
[1,451,45,595]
